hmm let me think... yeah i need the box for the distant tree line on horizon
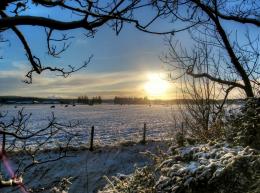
[114,97,150,105]
[77,96,102,105]
[0,96,75,104]
[0,96,245,105]
[113,96,245,105]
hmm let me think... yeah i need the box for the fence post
[179,122,184,146]
[181,122,184,137]
[141,123,147,144]
[89,126,94,151]
[2,130,6,154]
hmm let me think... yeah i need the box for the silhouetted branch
[187,69,245,89]
[0,108,79,190]
[24,54,93,83]
[45,28,74,58]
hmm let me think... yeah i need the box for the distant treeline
[114,97,150,105]
[0,96,245,105]
[0,96,75,104]
[77,96,102,105]
[113,97,245,105]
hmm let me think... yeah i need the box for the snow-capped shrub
[155,143,260,193]
[100,148,168,193]
[50,177,72,193]
[100,166,157,193]
[100,142,260,193]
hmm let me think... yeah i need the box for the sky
[0,1,258,99]
[0,3,184,99]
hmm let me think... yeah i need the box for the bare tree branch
[187,70,245,89]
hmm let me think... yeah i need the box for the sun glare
[144,73,170,99]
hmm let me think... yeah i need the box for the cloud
[0,69,151,98]
[0,59,180,99]
[11,61,29,71]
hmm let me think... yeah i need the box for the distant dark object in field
[14,105,17,108]
[73,104,76,106]
[50,105,55,108]
[65,105,68,107]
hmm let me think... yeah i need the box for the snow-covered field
[0,104,179,146]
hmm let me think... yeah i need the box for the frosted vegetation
[100,99,260,193]
[101,142,260,193]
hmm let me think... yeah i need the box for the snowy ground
[0,104,178,147]
[1,141,169,193]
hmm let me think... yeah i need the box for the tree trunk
[213,19,254,97]
[193,0,255,98]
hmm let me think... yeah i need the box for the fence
[89,122,148,151]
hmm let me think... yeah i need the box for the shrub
[225,98,260,149]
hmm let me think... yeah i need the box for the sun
[144,73,170,99]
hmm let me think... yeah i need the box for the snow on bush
[50,177,72,193]
[156,142,260,193]
[100,142,260,193]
